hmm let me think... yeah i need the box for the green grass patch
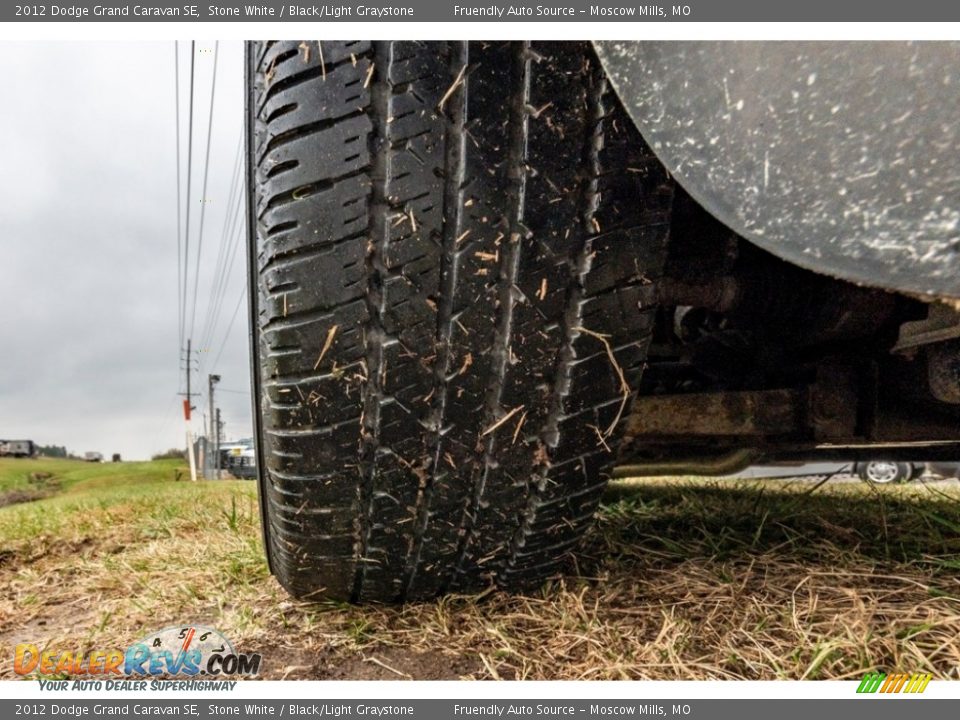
[1,467,958,681]
[0,457,184,494]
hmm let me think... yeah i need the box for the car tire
[246,40,674,601]
[857,461,913,485]
[925,462,960,480]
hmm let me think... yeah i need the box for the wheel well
[617,185,960,474]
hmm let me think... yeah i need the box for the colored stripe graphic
[857,672,931,694]
[857,672,886,693]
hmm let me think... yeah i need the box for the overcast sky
[0,41,251,460]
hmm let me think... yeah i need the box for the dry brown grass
[1,467,958,680]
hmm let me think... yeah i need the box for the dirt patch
[0,489,49,507]
[259,643,481,680]
[0,474,61,508]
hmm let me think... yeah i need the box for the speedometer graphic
[128,625,235,676]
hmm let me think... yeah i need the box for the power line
[198,193,246,380]
[201,210,246,377]
[210,285,247,372]
[197,129,242,351]
[170,43,248,432]
[197,128,244,356]
[188,40,220,343]
[201,196,244,359]
[180,40,196,354]
[174,41,184,350]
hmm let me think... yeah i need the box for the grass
[0,457,185,501]
[0,461,958,680]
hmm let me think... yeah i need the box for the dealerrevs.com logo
[14,626,261,678]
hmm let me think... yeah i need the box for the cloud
[0,41,251,460]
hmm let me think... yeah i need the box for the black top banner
[6,0,960,22]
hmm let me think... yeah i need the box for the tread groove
[504,60,605,579]
[449,41,532,588]
[353,41,393,602]
[399,41,469,601]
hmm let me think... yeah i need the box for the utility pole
[208,375,220,442]
[181,338,198,482]
[215,408,222,480]
[208,374,220,478]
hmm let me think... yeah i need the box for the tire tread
[249,40,674,601]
